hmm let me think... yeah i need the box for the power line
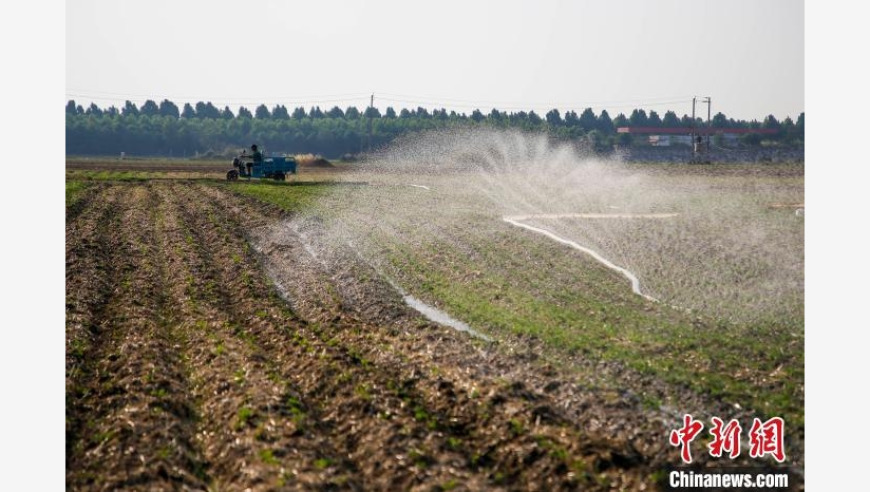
[376,96,693,113]
[65,90,370,101]
[66,89,697,115]
[64,92,371,107]
[376,91,694,108]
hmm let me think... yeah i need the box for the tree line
[65,99,805,158]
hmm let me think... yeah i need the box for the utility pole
[367,93,374,153]
[692,96,699,162]
[704,96,712,152]
[690,96,712,162]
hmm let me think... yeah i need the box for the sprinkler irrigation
[267,128,803,330]
[502,214,680,302]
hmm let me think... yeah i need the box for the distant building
[648,135,670,146]
[617,127,778,147]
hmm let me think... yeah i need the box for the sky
[66,0,804,122]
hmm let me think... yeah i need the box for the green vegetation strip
[385,234,803,426]
[216,182,804,427]
[67,170,214,181]
[65,180,91,208]
[224,181,333,213]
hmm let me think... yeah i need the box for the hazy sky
[66,0,804,121]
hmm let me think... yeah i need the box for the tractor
[227,152,297,181]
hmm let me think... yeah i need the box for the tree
[65,97,785,158]
[781,116,801,144]
[612,113,629,128]
[711,112,728,128]
[586,129,604,149]
[509,111,527,124]
[140,99,160,116]
[364,106,381,118]
[564,110,579,127]
[272,104,290,119]
[680,114,695,127]
[579,108,597,130]
[206,102,221,119]
[597,110,614,134]
[345,106,361,119]
[122,100,140,117]
[545,109,561,126]
[255,104,271,119]
[159,99,180,118]
[628,109,648,126]
[662,110,680,127]
[181,103,196,118]
[762,114,781,130]
[194,101,220,119]
[648,110,662,127]
[309,106,324,118]
[86,103,103,116]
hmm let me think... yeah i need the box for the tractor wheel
[273,172,285,181]
[227,170,239,181]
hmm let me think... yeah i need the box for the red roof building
[616,127,778,135]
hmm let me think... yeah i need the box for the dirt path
[67,181,796,490]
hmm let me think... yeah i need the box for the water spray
[502,215,668,302]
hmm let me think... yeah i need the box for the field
[66,147,803,490]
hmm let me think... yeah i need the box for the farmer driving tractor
[248,144,263,172]
[227,143,295,181]
[232,144,264,178]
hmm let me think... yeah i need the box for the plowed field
[66,178,800,490]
